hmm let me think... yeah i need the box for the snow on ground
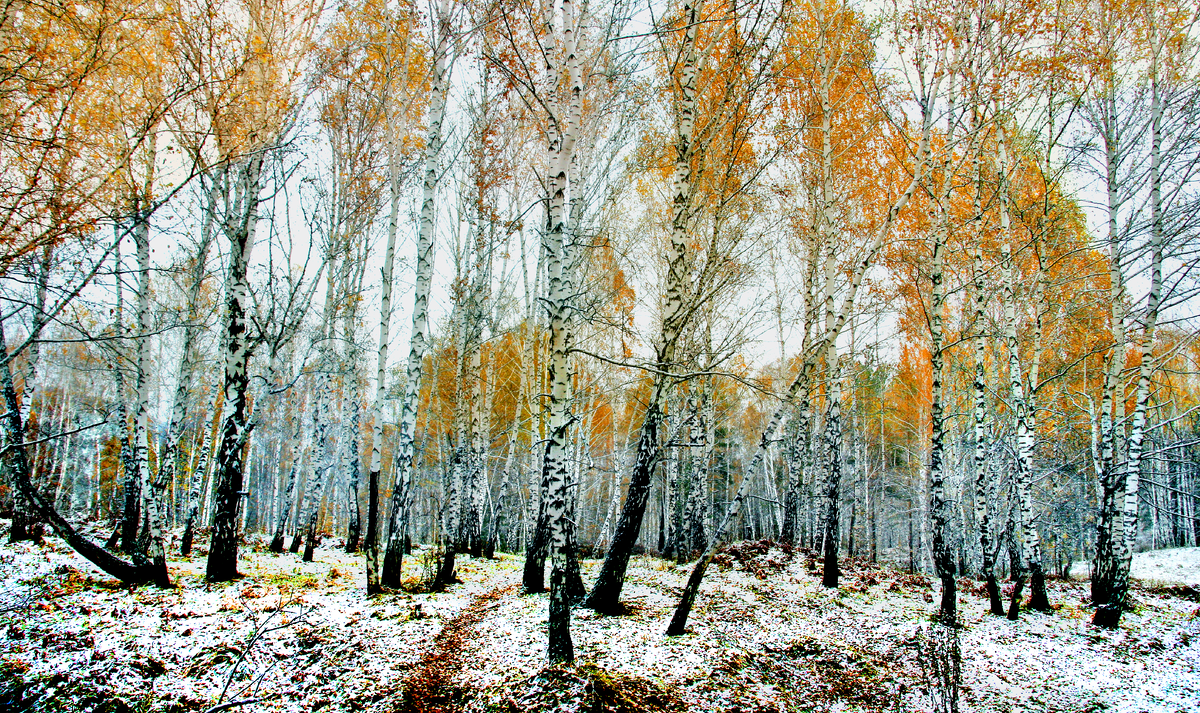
[1071,547,1200,586]
[1,528,1198,713]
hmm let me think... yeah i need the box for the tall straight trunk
[364,39,411,590]
[463,281,488,559]
[106,235,141,555]
[132,197,170,588]
[297,373,335,561]
[537,0,585,664]
[967,103,1002,615]
[206,150,265,583]
[1096,20,1163,627]
[662,408,680,559]
[156,178,218,537]
[344,395,363,553]
[814,5,845,589]
[680,384,709,559]
[928,162,955,625]
[381,1,451,589]
[1091,56,1129,611]
[971,230,1000,615]
[521,268,550,591]
[585,0,699,615]
[996,119,1049,616]
[821,352,842,587]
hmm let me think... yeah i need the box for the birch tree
[206,0,321,582]
[382,0,456,589]
[668,5,946,632]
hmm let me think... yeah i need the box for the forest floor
[1,526,1198,713]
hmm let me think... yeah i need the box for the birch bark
[668,36,944,633]
[132,183,170,587]
[1095,12,1164,627]
[539,0,585,664]
[206,149,265,582]
[381,0,452,588]
[586,0,699,614]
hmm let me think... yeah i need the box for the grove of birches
[4,0,1200,706]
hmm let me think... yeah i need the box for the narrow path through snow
[394,584,518,713]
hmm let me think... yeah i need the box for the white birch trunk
[1097,15,1164,627]
[381,0,452,588]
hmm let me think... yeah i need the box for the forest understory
[2,525,1198,713]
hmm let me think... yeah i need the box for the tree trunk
[585,0,699,614]
[132,202,170,588]
[7,245,52,543]
[206,151,264,583]
[1096,23,1164,626]
[382,2,451,589]
[1,317,156,585]
[344,397,362,554]
[157,177,218,549]
[181,389,219,556]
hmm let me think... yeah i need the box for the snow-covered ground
[1,530,1197,713]
[1070,547,1200,586]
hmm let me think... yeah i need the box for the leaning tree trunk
[585,0,698,615]
[206,151,265,583]
[668,371,808,636]
[1,317,156,585]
